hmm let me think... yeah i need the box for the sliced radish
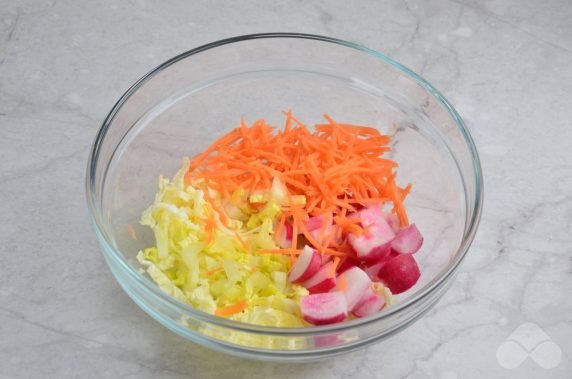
[288,245,321,283]
[301,261,337,294]
[377,254,420,294]
[306,214,330,231]
[363,251,398,280]
[383,212,400,234]
[356,204,390,231]
[337,238,357,255]
[364,262,383,281]
[352,287,385,318]
[350,239,392,262]
[275,220,294,248]
[348,205,396,262]
[391,223,423,255]
[306,214,342,247]
[335,267,372,311]
[300,292,348,325]
[321,253,332,265]
[310,224,342,247]
[336,255,359,274]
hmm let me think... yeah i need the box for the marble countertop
[1,0,571,378]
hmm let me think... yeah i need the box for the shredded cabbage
[138,160,308,329]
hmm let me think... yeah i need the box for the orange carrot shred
[234,231,251,252]
[329,256,341,277]
[207,267,224,276]
[258,248,302,255]
[215,300,247,317]
[127,224,137,240]
[183,113,410,257]
[338,274,347,292]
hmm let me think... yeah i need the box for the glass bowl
[86,33,483,362]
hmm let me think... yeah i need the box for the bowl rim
[86,32,484,335]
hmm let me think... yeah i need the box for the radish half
[383,212,400,234]
[377,254,420,294]
[301,261,337,294]
[336,255,359,275]
[364,262,384,281]
[348,205,396,262]
[363,250,398,280]
[391,223,423,254]
[300,292,348,325]
[275,220,294,248]
[335,267,372,311]
[352,287,385,318]
[306,214,330,232]
[288,245,322,283]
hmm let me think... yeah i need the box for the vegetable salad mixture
[138,112,423,327]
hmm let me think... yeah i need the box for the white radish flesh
[391,223,423,254]
[275,220,294,248]
[383,212,400,234]
[288,245,322,283]
[335,267,372,311]
[302,261,337,294]
[310,224,342,247]
[306,213,332,231]
[348,205,396,262]
[300,292,348,325]
[352,287,385,318]
[364,262,384,281]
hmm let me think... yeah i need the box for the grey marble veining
[1,0,571,378]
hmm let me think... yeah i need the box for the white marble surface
[1,0,571,378]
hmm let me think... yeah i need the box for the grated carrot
[338,274,347,292]
[215,300,248,317]
[127,224,137,240]
[207,267,224,276]
[258,248,302,255]
[329,256,341,277]
[233,231,251,252]
[184,112,411,258]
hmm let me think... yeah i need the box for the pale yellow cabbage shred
[137,160,309,332]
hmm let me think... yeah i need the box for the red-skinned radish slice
[352,287,385,318]
[301,261,337,294]
[334,267,372,311]
[306,213,342,247]
[377,254,420,294]
[383,212,400,234]
[300,292,348,325]
[321,253,332,265]
[276,220,294,248]
[364,262,383,281]
[348,205,396,262]
[288,245,322,283]
[310,224,342,247]
[391,223,423,254]
[362,250,399,280]
[336,255,359,274]
[306,214,330,232]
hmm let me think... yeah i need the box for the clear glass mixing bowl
[86,33,483,362]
